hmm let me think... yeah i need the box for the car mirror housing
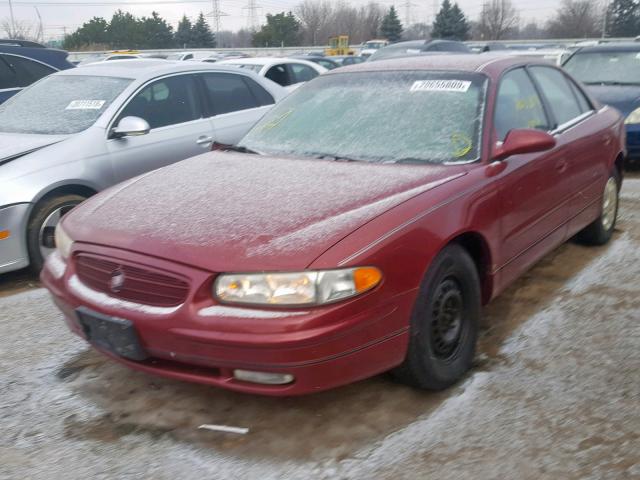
[493,129,556,161]
[111,116,151,139]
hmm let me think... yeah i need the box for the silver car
[0,59,286,274]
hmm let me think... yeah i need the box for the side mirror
[493,129,556,161]
[111,116,150,139]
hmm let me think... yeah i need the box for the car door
[200,71,275,145]
[107,73,214,183]
[528,66,607,217]
[494,67,573,281]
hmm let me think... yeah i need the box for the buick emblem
[110,268,126,293]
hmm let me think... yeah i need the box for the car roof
[0,44,73,69]
[326,53,550,76]
[58,59,248,79]
[573,42,640,53]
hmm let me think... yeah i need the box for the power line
[242,0,260,31]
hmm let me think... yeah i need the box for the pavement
[1,177,639,480]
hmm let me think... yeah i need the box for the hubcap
[602,177,618,232]
[38,204,78,261]
[430,278,464,359]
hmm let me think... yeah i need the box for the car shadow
[55,228,625,462]
[0,268,39,297]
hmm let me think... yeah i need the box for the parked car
[0,60,286,274]
[42,54,624,396]
[291,55,340,70]
[563,42,640,166]
[330,55,366,66]
[360,39,389,58]
[368,39,471,62]
[467,42,509,53]
[0,39,74,103]
[217,57,327,92]
[79,53,141,66]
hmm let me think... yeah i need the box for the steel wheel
[430,278,464,360]
[38,204,78,260]
[601,176,618,232]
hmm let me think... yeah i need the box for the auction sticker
[66,100,106,110]
[410,80,471,93]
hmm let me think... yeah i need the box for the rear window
[0,54,55,89]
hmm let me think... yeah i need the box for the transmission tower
[403,0,416,27]
[206,0,229,39]
[243,0,261,31]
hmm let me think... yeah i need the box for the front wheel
[576,170,620,246]
[392,244,480,390]
[27,194,86,273]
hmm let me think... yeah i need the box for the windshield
[564,51,640,85]
[364,42,385,49]
[368,43,423,61]
[0,75,131,135]
[240,71,487,164]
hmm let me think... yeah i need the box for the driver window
[117,74,201,130]
[495,68,549,142]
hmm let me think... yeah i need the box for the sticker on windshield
[410,80,471,93]
[65,100,106,110]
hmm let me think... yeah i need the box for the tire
[392,244,481,390]
[576,169,620,246]
[27,194,86,273]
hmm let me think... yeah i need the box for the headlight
[625,107,640,124]
[54,223,73,260]
[215,267,382,306]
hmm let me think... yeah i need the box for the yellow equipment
[324,36,355,56]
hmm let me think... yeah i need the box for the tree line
[62,10,215,50]
[36,0,640,51]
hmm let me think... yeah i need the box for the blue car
[0,40,75,103]
[564,43,640,166]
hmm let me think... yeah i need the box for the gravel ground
[1,178,639,480]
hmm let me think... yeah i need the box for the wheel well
[451,232,493,304]
[29,184,97,225]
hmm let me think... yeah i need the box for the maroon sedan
[42,55,625,395]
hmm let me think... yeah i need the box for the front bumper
[0,203,31,274]
[41,244,414,396]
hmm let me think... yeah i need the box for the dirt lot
[1,177,639,480]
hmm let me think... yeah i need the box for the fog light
[233,369,295,385]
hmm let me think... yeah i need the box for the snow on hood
[65,152,465,271]
[0,132,68,165]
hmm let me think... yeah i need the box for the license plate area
[76,306,148,361]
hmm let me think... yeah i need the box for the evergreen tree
[175,15,194,48]
[608,0,640,37]
[63,17,108,49]
[140,11,175,49]
[432,0,470,40]
[380,6,404,42]
[192,12,216,47]
[252,12,300,47]
[106,10,142,48]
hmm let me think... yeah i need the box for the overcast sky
[2,0,560,41]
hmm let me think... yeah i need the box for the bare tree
[547,0,602,38]
[403,22,430,40]
[1,18,35,40]
[478,0,519,40]
[296,0,332,45]
[355,2,384,42]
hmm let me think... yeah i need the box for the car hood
[584,85,640,117]
[0,132,69,166]
[65,152,466,272]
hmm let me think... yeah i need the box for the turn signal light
[0,230,10,240]
[354,267,383,293]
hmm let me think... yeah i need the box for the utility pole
[602,0,610,39]
[432,0,439,23]
[403,0,416,27]
[35,7,43,43]
[8,0,17,38]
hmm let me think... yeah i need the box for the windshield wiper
[212,143,260,154]
[583,80,640,86]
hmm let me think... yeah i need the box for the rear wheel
[392,244,480,390]
[27,194,86,273]
[576,170,620,246]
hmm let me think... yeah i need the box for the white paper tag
[66,100,106,110]
[410,80,472,93]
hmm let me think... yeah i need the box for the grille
[75,253,189,307]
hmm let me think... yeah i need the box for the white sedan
[217,57,327,92]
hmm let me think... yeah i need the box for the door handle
[556,159,568,173]
[196,136,213,145]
